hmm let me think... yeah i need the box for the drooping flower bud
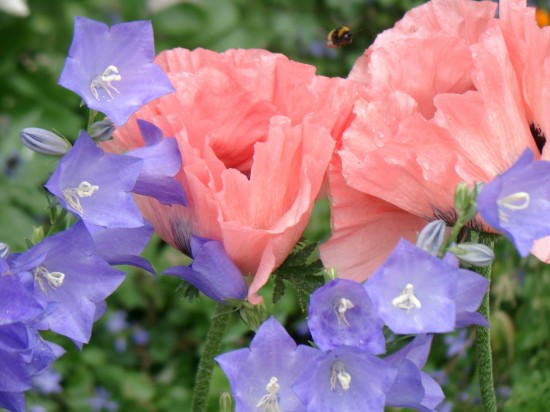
[89,118,115,142]
[0,242,9,258]
[448,242,495,267]
[19,127,71,156]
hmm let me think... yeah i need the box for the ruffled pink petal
[320,155,427,282]
[109,48,362,303]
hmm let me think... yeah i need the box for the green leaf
[271,239,325,310]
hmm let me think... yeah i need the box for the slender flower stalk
[470,230,497,412]
[192,303,232,412]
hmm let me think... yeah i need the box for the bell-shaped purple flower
[125,119,187,206]
[384,335,444,411]
[45,131,144,229]
[164,236,247,303]
[478,148,550,257]
[364,239,458,334]
[58,17,174,126]
[292,346,398,412]
[10,221,125,344]
[0,274,62,412]
[86,222,155,274]
[215,317,320,412]
[307,278,385,354]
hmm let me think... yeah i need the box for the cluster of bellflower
[0,17,244,412]
[215,219,488,411]
[215,147,550,411]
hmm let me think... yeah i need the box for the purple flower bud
[89,119,115,142]
[448,242,495,267]
[416,220,446,256]
[19,128,71,156]
[0,242,8,259]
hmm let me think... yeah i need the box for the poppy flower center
[530,123,546,154]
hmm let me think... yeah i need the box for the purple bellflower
[364,239,458,334]
[0,274,62,412]
[164,236,247,303]
[384,335,445,411]
[307,278,385,354]
[58,17,174,126]
[292,346,398,412]
[45,131,144,229]
[216,317,320,412]
[86,221,155,274]
[125,119,187,206]
[10,220,125,345]
[477,148,550,257]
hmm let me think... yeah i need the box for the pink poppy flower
[321,0,550,281]
[107,48,368,303]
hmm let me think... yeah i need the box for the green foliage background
[1,0,550,411]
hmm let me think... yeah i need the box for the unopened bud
[416,220,446,256]
[19,127,71,155]
[219,392,233,412]
[448,242,495,267]
[454,182,480,222]
[89,118,115,142]
[0,242,9,258]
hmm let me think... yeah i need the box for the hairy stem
[470,231,497,412]
[191,303,231,412]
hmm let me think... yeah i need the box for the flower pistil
[392,283,422,313]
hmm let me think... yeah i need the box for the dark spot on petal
[171,220,192,256]
[530,123,546,154]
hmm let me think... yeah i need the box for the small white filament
[497,192,530,223]
[62,181,99,214]
[90,65,122,100]
[392,283,422,314]
[334,297,355,328]
[256,376,282,412]
[330,361,351,391]
[33,265,65,294]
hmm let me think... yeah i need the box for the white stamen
[256,376,282,412]
[334,297,355,328]
[90,65,122,100]
[33,265,65,294]
[330,361,351,391]
[392,283,422,314]
[497,192,530,223]
[62,181,99,214]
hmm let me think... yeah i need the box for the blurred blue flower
[89,387,119,412]
[132,327,149,346]
[31,368,62,395]
[58,17,174,126]
[444,329,469,358]
[105,310,128,334]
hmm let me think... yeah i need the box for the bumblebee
[327,26,353,48]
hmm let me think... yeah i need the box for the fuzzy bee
[326,26,353,48]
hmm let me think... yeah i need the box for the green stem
[191,302,231,412]
[470,231,497,412]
